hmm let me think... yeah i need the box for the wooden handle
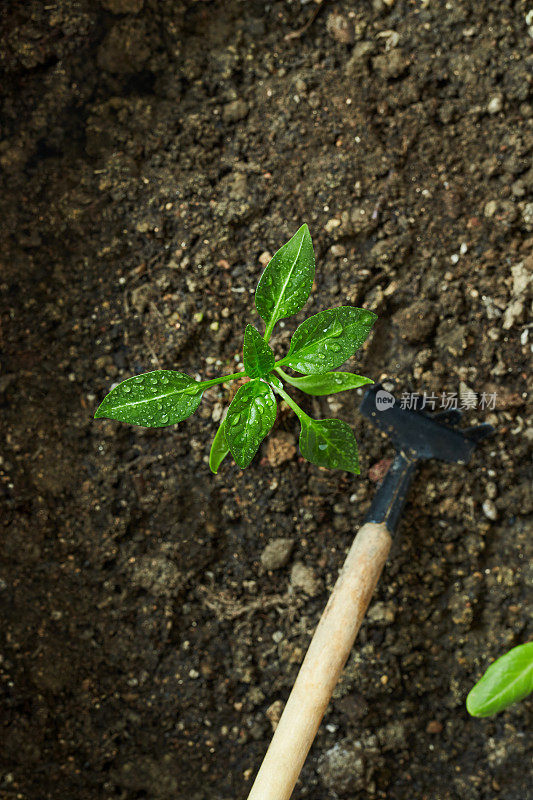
[246,521,392,800]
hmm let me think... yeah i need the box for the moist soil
[1,2,532,799]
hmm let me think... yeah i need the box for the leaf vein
[107,386,200,411]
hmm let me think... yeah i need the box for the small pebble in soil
[426,720,443,734]
[482,499,498,521]
[247,687,265,707]
[260,538,294,571]
[521,202,533,230]
[259,251,271,267]
[367,601,396,625]
[222,99,248,123]
[484,199,498,217]
[368,459,392,483]
[317,739,368,793]
[325,218,341,233]
[326,13,355,45]
[266,700,284,731]
[290,562,322,597]
[211,403,223,422]
[265,432,296,467]
[487,94,503,114]
[485,482,497,499]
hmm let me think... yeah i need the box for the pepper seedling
[95,224,377,473]
[466,641,533,717]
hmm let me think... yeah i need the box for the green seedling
[95,224,377,473]
[466,641,533,717]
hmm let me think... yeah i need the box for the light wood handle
[246,521,392,800]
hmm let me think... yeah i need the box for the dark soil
[1,1,532,799]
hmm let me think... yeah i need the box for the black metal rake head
[360,384,495,532]
[360,384,494,465]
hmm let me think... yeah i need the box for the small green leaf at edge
[466,642,533,717]
[243,324,275,378]
[209,416,230,474]
[281,306,377,375]
[255,223,315,335]
[299,417,359,474]
[224,379,277,469]
[281,371,374,396]
[94,370,203,427]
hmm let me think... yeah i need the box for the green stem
[275,366,296,384]
[271,381,309,423]
[194,370,245,391]
[263,319,276,342]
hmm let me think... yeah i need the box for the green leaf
[255,224,315,339]
[225,379,277,468]
[209,417,230,474]
[299,417,359,474]
[279,370,373,396]
[243,324,275,378]
[466,642,533,717]
[94,371,203,427]
[280,306,377,375]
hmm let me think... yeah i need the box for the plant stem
[263,319,276,342]
[194,370,245,391]
[275,366,296,384]
[271,380,309,422]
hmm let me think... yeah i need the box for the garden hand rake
[246,384,493,800]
